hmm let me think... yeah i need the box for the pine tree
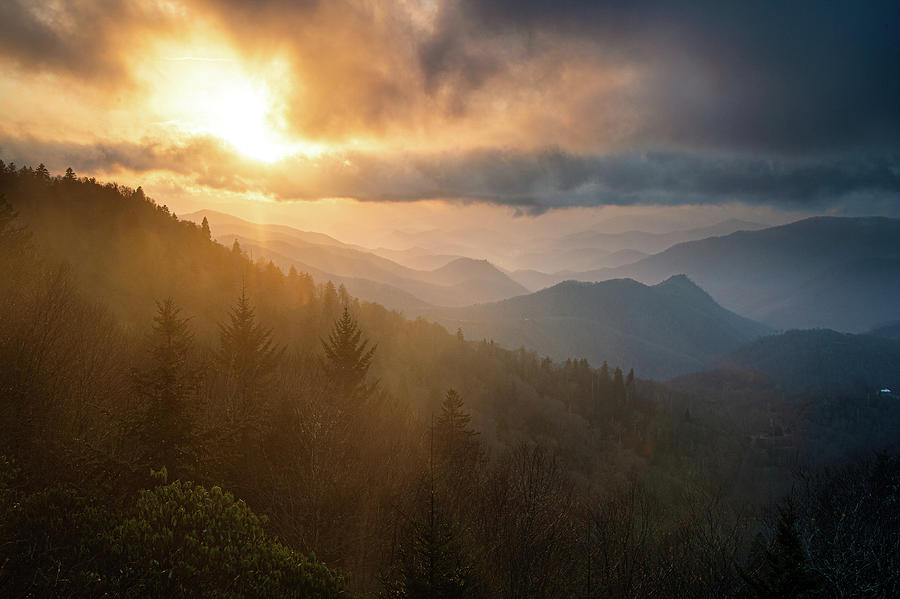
[384,415,476,599]
[201,216,211,240]
[232,238,242,255]
[384,509,474,599]
[435,389,479,468]
[63,167,76,182]
[321,307,376,405]
[132,299,199,476]
[215,286,283,425]
[742,503,820,598]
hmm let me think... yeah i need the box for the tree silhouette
[215,286,283,425]
[435,389,479,469]
[131,299,199,476]
[201,216,211,240]
[321,307,376,405]
[384,507,474,599]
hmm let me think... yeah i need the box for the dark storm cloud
[2,1,898,212]
[432,0,900,154]
[5,132,897,214]
[404,148,900,213]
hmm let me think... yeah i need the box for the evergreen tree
[742,503,821,598]
[215,286,283,425]
[132,299,199,476]
[63,167,76,182]
[232,238,242,255]
[385,413,477,599]
[34,163,49,181]
[201,216,211,240]
[383,508,474,599]
[321,307,376,405]
[435,389,479,468]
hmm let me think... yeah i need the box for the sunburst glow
[149,51,322,163]
[199,80,292,162]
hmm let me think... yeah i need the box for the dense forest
[2,162,900,597]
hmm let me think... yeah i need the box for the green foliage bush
[98,472,353,598]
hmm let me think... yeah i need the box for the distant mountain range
[417,275,770,380]
[551,218,766,255]
[188,212,900,336]
[184,211,529,308]
[529,217,900,333]
[378,218,766,273]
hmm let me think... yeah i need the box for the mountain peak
[658,273,695,286]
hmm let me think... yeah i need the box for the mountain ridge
[552,216,900,332]
[417,274,770,380]
[185,211,529,308]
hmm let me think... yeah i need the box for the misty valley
[1,164,899,598]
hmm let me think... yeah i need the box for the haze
[2,2,900,598]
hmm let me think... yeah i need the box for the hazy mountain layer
[418,274,770,380]
[186,210,529,308]
[569,217,900,332]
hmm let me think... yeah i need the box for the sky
[0,0,898,245]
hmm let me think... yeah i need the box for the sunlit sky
[1,1,898,245]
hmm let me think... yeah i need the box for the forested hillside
[2,163,900,598]
[723,329,900,393]
[868,320,900,341]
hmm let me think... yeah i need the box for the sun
[187,79,290,163]
[150,52,322,163]
[200,80,295,163]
